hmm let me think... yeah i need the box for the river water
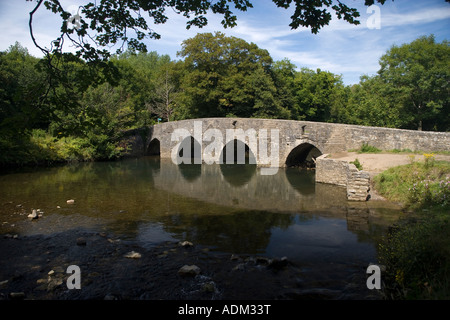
[0,156,403,299]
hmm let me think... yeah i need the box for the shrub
[359,142,381,153]
[350,158,363,170]
[379,216,450,299]
[423,153,435,169]
[408,179,449,208]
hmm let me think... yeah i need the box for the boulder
[28,209,38,220]
[179,241,193,248]
[76,237,87,246]
[124,251,142,259]
[178,265,201,277]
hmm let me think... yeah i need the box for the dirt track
[329,152,450,177]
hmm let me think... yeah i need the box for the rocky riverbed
[0,228,381,300]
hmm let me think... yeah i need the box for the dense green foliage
[1,34,449,167]
[374,157,450,299]
[379,215,450,299]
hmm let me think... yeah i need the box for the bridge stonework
[128,118,449,165]
[123,118,449,201]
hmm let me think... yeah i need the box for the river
[0,156,403,299]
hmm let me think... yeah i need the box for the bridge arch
[285,142,322,168]
[219,139,257,164]
[176,136,202,164]
[147,138,161,156]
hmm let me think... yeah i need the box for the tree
[146,63,180,121]
[0,42,50,165]
[294,68,344,122]
[377,35,450,131]
[177,32,285,119]
[343,75,404,128]
[111,50,174,125]
[272,59,298,119]
[28,0,398,66]
[0,42,48,135]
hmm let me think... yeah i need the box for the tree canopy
[1,34,448,167]
[29,0,392,64]
[177,32,287,118]
[377,35,450,131]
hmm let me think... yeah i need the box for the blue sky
[0,0,449,85]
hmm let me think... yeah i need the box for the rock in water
[177,265,201,277]
[76,237,87,246]
[124,251,142,259]
[179,241,193,248]
[9,292,25,300]
[269,256,289,270]
[28,209,38,220]
[66,199,75,204]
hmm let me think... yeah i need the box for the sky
[0,0,449,85]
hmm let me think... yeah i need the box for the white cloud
[381,7,450,27]
[0,0,448,85]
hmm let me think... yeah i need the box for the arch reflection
[284,167,315,195]
[176,136,202,182]
[219,139,256,187]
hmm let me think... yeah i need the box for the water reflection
[178,163,202,182]
[156,159,346,213]
[159,210,294,254]
[219,164,256,187]
[0,157,402,262]
[285,167,315,195]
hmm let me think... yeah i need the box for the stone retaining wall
[316,154,370,201]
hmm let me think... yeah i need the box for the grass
[359,142,382,153]
[374,157,450,299]
[373,160,449,208]
[349,142,450,156]
[349,142,382,153]
[388,149,450,156]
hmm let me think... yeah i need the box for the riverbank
[341,154,450,300]
[329,151,450,201]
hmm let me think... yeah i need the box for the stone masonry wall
[346,164,371,201]
[315,155,348,187]
[121,118,447,201]
[123,118,450,167]
[316,154,370,201]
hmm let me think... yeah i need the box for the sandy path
[329,152,450,177]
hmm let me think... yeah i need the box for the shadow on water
[285,167,315,195]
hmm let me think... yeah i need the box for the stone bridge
[126,118,450,168]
